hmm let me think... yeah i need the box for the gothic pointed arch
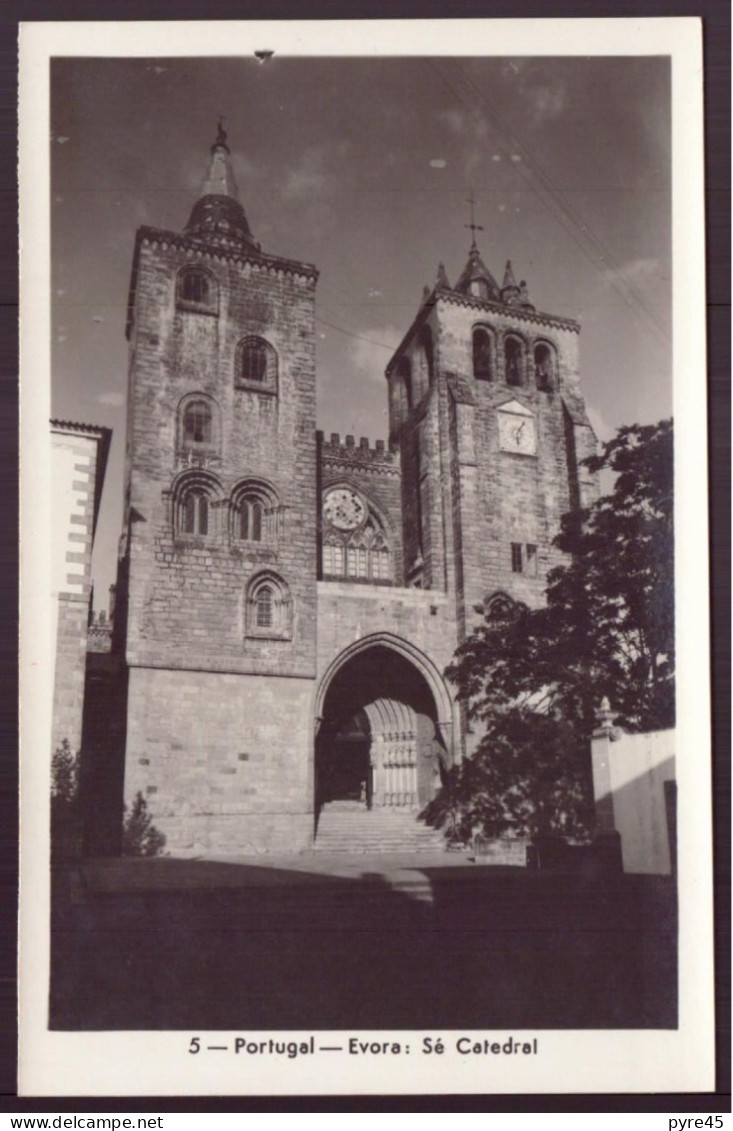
[320,482,395,584]
[314,632,455,760]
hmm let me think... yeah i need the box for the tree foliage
[51,739,81,860]
[122,792,167,857]
[423,419,675,843]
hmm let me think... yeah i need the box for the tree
[51,739,81,859]
[423,419,674,843]
[122,792,167,856]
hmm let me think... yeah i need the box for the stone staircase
[313,801,447,854]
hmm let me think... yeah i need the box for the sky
[51,54,672,607]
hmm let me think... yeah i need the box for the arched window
[235,336,278,395]
[181,489,209,536]
[177,394,220,462]
[255,584,274,628]
[240,498,264,541]
[176,267,218,314]
[173,471,220,540]
[183,399,212,446]
[231,480,281,545]
[534,343,556,391]
[486,592,515,620]
[245,572,292,639]
[473,327,493,381]
[504,336,524,387]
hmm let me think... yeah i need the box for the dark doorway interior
[315,645,446,817]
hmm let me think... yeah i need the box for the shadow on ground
[50,856,677,1030]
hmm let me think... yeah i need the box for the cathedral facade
[114,127,599,854]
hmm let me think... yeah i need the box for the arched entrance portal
[315,643,450,817]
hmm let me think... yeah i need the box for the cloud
[282,143,346,201]
[429,158,447,168]
[97,392,126,407]
[600,257,661,288]
[586,403,615,443]
[525,83,567,125]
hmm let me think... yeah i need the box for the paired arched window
[173,471,220,539]
[534,342,556,391]
[235,336,278,395]
[176,267,218,314]
[472,327,494,381]
[231,480,282,545]
[245,572,292,639]
[504,336,524,387]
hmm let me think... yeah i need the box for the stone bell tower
[118,124,320,853]
[386,225,599,643]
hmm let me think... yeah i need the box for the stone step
[314,806,446,854]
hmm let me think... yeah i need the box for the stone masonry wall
[124,666,314,853]
[435,292,597,633]
[51,428,105,755]
[124,231,318,678]
[317,431,404,584]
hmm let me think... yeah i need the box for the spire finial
[465,189,484,252]
[214,116,228,150]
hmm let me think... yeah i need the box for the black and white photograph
[19,19,713,1097]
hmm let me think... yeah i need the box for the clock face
[498,410,537,456]
[323,487,367,531]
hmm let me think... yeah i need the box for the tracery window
[322,512,392,584]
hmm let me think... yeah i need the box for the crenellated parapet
[317,431,400,478]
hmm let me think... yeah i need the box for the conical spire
[502,260,518,290]
[501,259,520,304]
[436,261,451,289]
[185,121,258,249]
[454,244,501,301]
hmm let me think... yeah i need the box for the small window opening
[505,338,523,386]
[255,586,274,628]
[511,542,523,573]
[183,401,212,446]
[241,341,268,384]
[473,328,492,380]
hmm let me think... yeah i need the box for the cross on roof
[465,190,484,251]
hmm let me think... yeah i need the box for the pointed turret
[501,259,520,305]
[453,244,501,301]
[185,121,259,250]
[519,279,535,311]
[436,261,451,289]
